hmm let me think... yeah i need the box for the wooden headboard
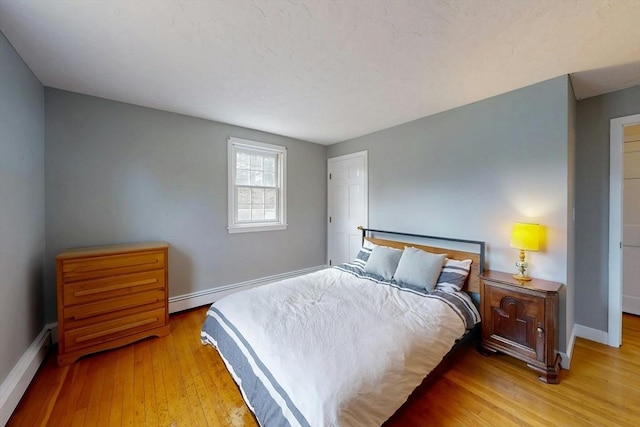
[360,228,485,294]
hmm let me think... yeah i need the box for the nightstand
[479,270,562,384]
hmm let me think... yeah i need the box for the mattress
[201,264,480,427]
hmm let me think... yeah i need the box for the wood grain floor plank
[47,360,87,426]
[170,313,207,426]
[7,309,640,427]
[108,345,126,426]
[171,310,219,427]
[442,365,550,426]
[139,339,159,427]
[463,352,623,427]
[69,407,87,427]
[82,354,109,426]
[132,340,148,426]
[95,352,117,425]
[182,309,228,427]
[8,355,67,427]
[119,344,135,426]
[167,310,211,426]
[149,335,171,427]
[157,333,188,426]
[68,357,102,427]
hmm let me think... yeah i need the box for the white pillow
[436,258,473,292]
[394,247,447,291]
[364,245,403,280]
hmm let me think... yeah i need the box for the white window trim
[228,137,287,234]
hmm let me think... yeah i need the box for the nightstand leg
[477,344,496,357]
[527,354,561,384]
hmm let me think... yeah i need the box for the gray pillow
[364,245,403,280]
[394,247,447,291]
[436,258,472,292]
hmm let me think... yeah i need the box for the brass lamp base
[513,249,532,281]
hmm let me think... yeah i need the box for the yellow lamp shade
[510,223,540,251]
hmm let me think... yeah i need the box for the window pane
[263,156,276,172]
[263,172,275,187]
[265,189,277,204]
[236,170,250,185]
[251,188,264,204]
[251,208,265,220]
[250,155,263,170]
[238,207,251,221]
[236,152,250,170]
[237,187,251,204]
[265,206,277,220]
[250,170,263,186]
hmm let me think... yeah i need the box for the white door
[327,151,368,266]
[623,124,640,315]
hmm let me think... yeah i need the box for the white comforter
[202,267,478,427]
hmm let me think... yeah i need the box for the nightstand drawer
[63,269,165,305]
[63,308,166,352]
[61,250,165,282]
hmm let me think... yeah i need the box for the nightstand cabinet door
[484,285,545,363]
[479,271,562,384]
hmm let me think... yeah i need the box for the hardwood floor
[8,309,640,426]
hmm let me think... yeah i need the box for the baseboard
[49,322,58,345]
[559,323,609,371]
[574,323,609,346]
[168,265,327,313]
[622,295,640,315]
[559,327,576,370]
[0,324,53,425]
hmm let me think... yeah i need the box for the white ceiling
[1,1,639,145]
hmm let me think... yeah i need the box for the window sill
[228,223,288,234]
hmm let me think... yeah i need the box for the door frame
[609,114,640,347]
[327,151,368,265]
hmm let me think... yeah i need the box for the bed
[201,228,484,427]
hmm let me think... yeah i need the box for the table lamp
[510,222,540,281]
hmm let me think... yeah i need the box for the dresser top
[479,270,563,293]
[56,241,168,260]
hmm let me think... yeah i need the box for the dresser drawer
[64,308,167,352]
[64,289,165,326]
[61,250,165,282]
[63,269,165,305]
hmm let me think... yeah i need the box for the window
[228,137,287,233]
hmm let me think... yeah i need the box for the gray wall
[44,89,327,323]
[575,85,640,332]
[328,76,573,352]
[0,32,45,383]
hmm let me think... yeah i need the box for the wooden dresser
[479,270,562,384]
[56,242,170,366]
